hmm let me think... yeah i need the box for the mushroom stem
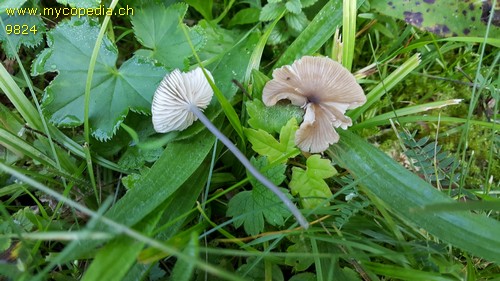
[189,105,309,230]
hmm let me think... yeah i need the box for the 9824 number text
[5,24,38,35]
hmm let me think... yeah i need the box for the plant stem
[189,105,309,230]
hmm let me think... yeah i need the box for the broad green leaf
[246,99,303,134]
[227,157,291,236]
[0,13,46,58]
[132,3,205,70]
[289,155,336,209]
[184,0,213,20]
[371,0,500,38]
[285,238,314,271]
[31,17,165,140]
[228,7,261,27]
[62,129,216,261]
[327,130,500,263]
[244,118,300,163]
[197,19,238,61]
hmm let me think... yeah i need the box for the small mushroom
[152,67,309,229]
[263,56,366,153]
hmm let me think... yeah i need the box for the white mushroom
[152,67,309,229]
[263,56,366,153]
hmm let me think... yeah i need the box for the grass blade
[273,1,364,68]
[349,53,421,121]
[327,130,500,263]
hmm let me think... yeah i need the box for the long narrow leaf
[63,129,215,261]
[274,1,364,68]
[352,99,462,129]
[349,53,421,121]
[327,130,500,263]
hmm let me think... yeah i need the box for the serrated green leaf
[0,13,46,58]
[285,0,302,14]
[227,157,291,236]
[371,0,500,38]
[244,118,300,163]
[246,99,303,134]
[289,155,336,209]
[31,17,165,140]
[285,11,309,34]
[260,2,286,21]
[228,7,260,26]
[267,21,291,45]
[300,0,319,8]
[132,3,205,69]
[196,19,238,61]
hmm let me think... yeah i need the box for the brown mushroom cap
[263,56,366,153]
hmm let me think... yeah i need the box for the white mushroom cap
[152,67,214,133]
[263,56,366,153]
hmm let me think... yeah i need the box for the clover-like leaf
[244,118,300,163]
[227,157,291,236]
[0,8,46,58]
[289,155,337,209]
[132,3,205,70]
[32,17,165,140]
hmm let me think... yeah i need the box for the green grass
[0,0,499,280]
